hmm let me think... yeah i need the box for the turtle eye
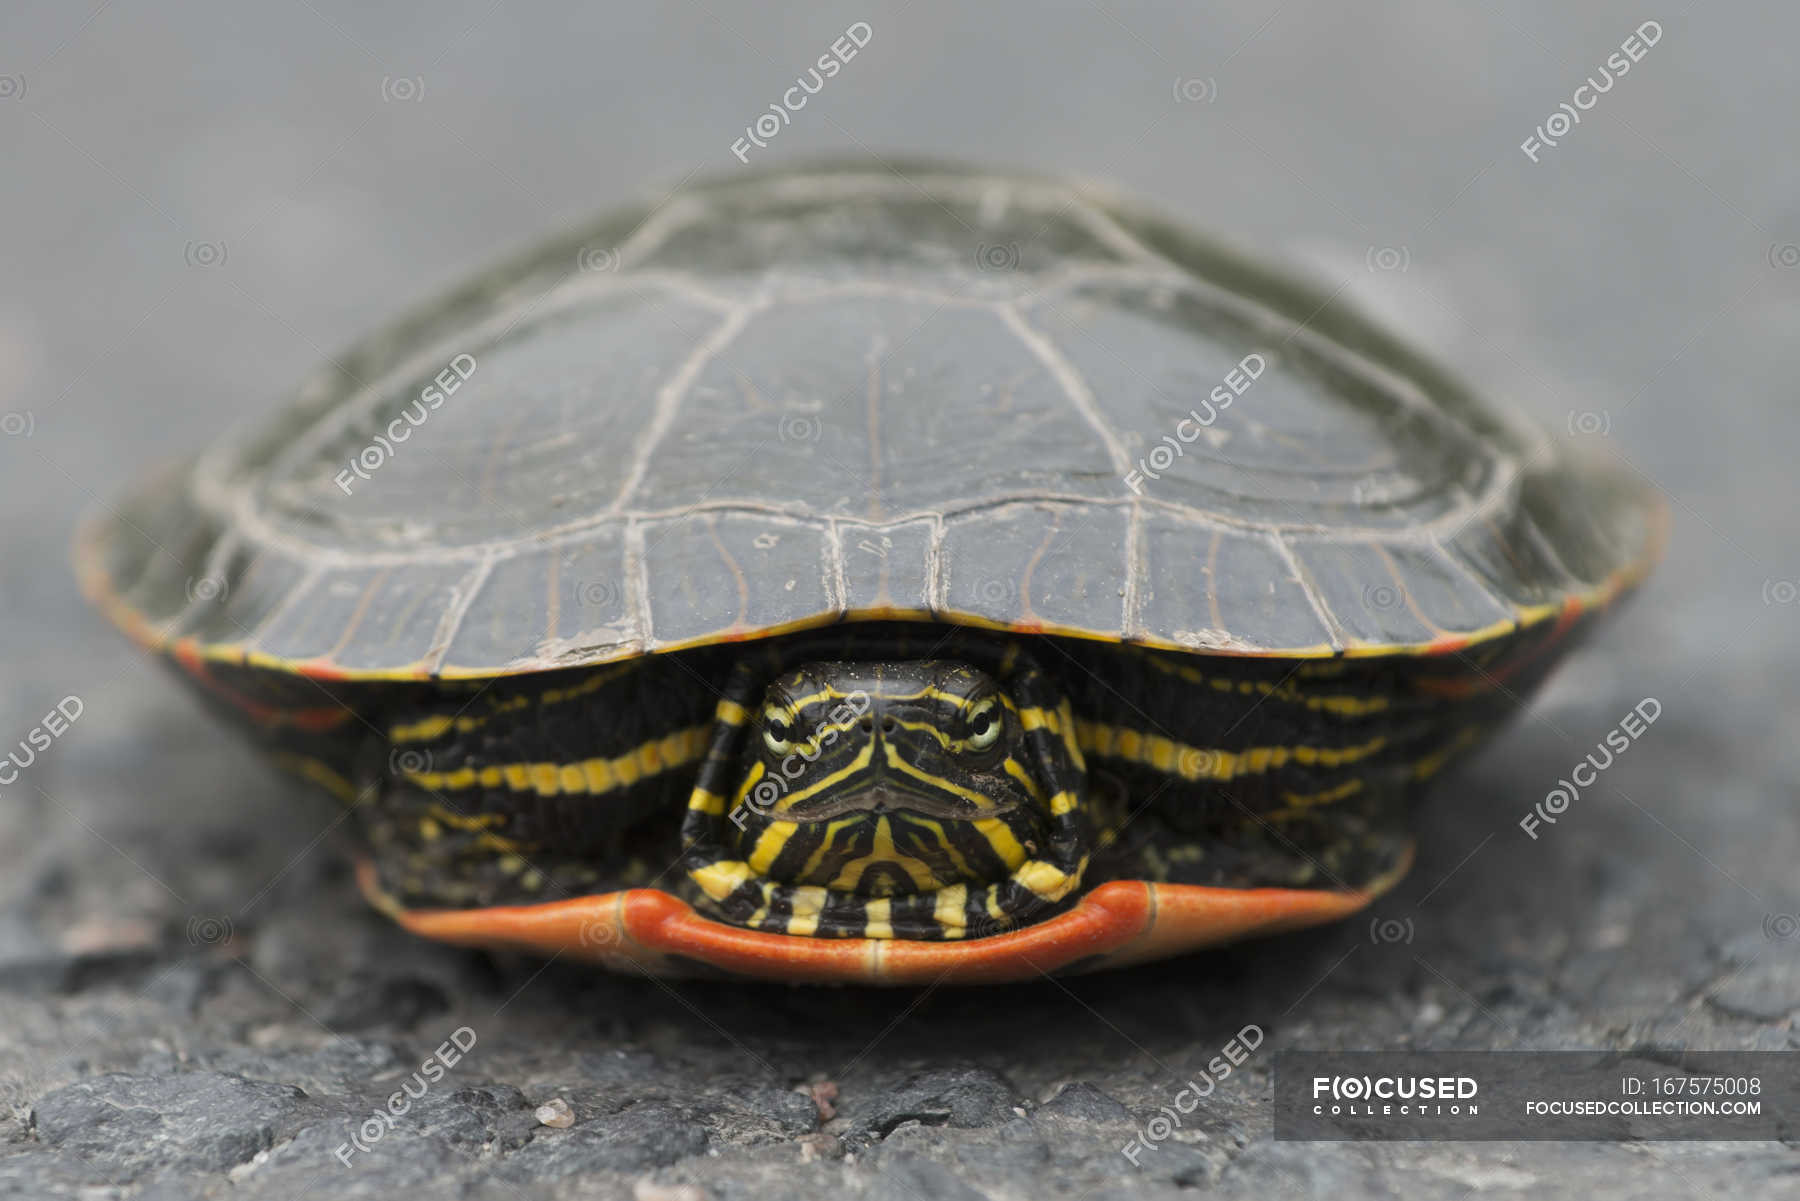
[762,706,801,757]
[962,698,1002,752]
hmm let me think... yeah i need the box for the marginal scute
[940,501,1129,634]
[1519,462,1657,588]
[1379,545,1516,636]
[1444,503,1578,612]
[1137,517,1333,652]
[331,562,483,672]
[1291,539,1514,648]
[253,563,469,669]
[181,546,309,648]
[103,471,221,635]
[442,531,632,671]
[836,517,936,616]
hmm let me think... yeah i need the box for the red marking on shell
[1417,601,1594,699]
[294,659,355,682]
[170,641,352,731]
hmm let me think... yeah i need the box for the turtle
[74,159,1666,985]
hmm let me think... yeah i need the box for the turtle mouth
[782,781,1016,823]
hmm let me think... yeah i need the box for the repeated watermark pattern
[1520,21,1663,163]
[1362,582,1407,614]
[577,579,619,610]
[1366,245,1410,273]
[577,245,620,273]
[730,21,873,163]
[778,412,824,443]
[334,353,477,495]
[976,243,1020,272]
[187,574,228,608]
[1370,916,1415,945]
[184,240,227,268]
[1172,76,1217,104]
[1122,1024,1264,1165]
[579,917,624,951]
[335,1026,478,1167]
[389,745,433,777]
[1519,698,1661,839]
[381,76,423,103]
[1123,352,1267,494]
[186,915,234,946]
[0,697,84,796]
[1568,410,1611,436]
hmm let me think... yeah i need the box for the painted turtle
[75,161,1665,984]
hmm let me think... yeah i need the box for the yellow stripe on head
[746,821,797,875]
[1003,757,1047,805]
[882,748,1005,811]
[971,816,1028,870]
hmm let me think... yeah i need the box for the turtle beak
[790,778,992,822]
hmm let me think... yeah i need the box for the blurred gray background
[3,3,1796,1198]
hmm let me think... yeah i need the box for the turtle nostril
[881,716,898,735]
[859,714,875,733]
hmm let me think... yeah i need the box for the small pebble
[806,1080,838,1121]
[535,1097,575,1128]
[61,916,159,956]
[798,1132,844,1163]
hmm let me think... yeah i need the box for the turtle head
[729,660,1045,898]
[678,648,1093,939]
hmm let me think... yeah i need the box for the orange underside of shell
[357,855,1407,985]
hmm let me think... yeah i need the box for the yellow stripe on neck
[403,723,710,798]
[1073,719,1388,781]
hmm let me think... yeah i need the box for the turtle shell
[78,160,1664,681]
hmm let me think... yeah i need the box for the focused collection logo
[1311,1074,1480,1117]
